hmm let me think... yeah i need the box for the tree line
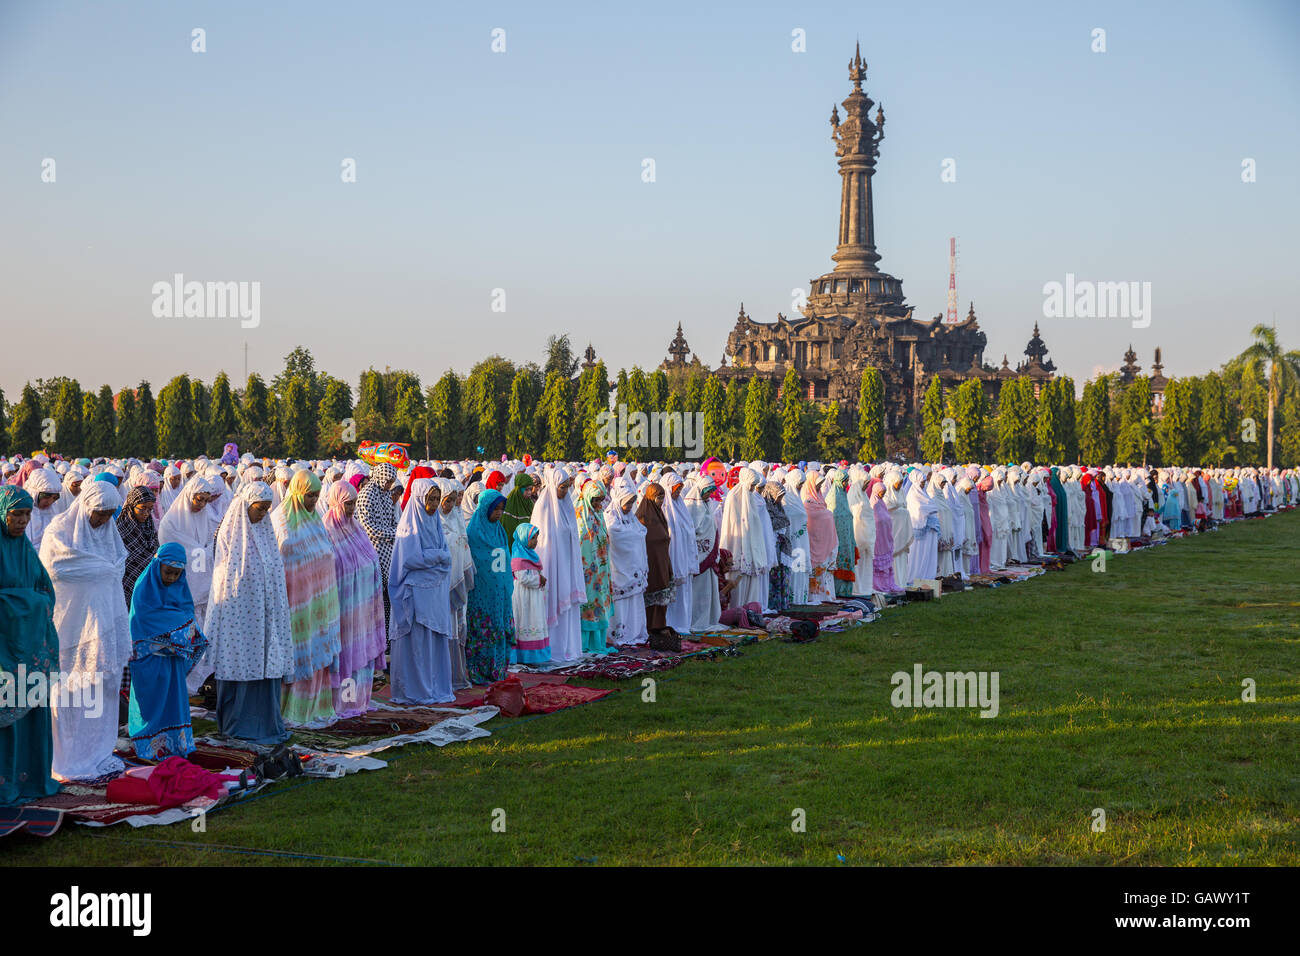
[3,331,1297,466]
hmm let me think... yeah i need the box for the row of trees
[4,330,1297,466]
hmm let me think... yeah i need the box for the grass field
[6,511,1299,866]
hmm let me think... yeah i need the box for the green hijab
[500,472,536,541]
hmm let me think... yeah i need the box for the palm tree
[1240,324,1300,469]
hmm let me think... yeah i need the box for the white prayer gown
[39,482,132,782]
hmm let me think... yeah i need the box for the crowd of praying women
[2,446,1296,807]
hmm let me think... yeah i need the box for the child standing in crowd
[510,522,550,665]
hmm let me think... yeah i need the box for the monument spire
[829,43,885,275]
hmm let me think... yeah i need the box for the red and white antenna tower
[946,237,958,323]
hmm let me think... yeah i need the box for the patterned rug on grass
[287,706,498,757]
[461,682,616,714]
[20,779,234,829]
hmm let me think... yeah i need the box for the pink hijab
[801,474,837,567]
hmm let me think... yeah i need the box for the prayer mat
[293,708,465,748]
[186,741,259,771]
[24,783,191,826]
[462,682,617,715]
[0,806,65,838]
[281,706,496,757]
[551,655,683,680]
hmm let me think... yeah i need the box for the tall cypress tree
[86,384,116,455]
[701,374,726,458]
[238,374,277,458]
[541,371,571,461]
[506,370,536,459]
[950,378,987,463]
[612,369,629,414]
[1078,378,1112,464]
[392,384,426,454]
[0,386,6,457]
[663,390,685,460]
[1035,379,1065,463]
[190,378,210,455]
[282,377,315,459]
[995,378,1037,463]
[50,380,85,459]
[8,384,43,454]
[157,375,198,458]
[135,381,157,458]
[742,376,768,460]
[1198,371,1231,465]
[1115,377,1154,465]
[857,367,886,462]
[918,376,945,461]
[683,372,703,416]
[622,367,650,461]
[1159,377,1200,465]
[354,369,387,441]
[1059,376,1078,463]
[817,401,850,460]
[583,361,611,461]
[114,388,137,458]
[427,371,462,459]
[316,376,355,458]
[463,356,514,458]
[781,367,804,462]
[209,372,239,452]
[723,378,747,459]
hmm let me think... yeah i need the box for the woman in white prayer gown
[39,481,132,782]
[437,478,474,690]
[158,475,224,692]
[684,476,722,630]
[604,478,648,646]
[780,469,811,605]
[532,466,587,663]
[22,466,63,551]
[848,467,876,596]
[658,473,695,632]
[718,467,770,611]
[884,470,911,588]
[157,465,184,515]
[1066,467,1087,551]
[928,470,955,578]
[206,482,295,745]
[987,468,1012,568]
[905,468,940,585]
[1024,470,1046,557]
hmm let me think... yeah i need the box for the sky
[2,0,1298,400]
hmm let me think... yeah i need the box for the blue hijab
[468,489,509,567]
[388,478,452,641]
[128,542,204,652]
[511,522,541,566]
[466,489,513,627]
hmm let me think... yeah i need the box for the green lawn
[7,512,1299,866]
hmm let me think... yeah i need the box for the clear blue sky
[2,0,1297,399]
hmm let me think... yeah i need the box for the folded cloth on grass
[106,756,240,808]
